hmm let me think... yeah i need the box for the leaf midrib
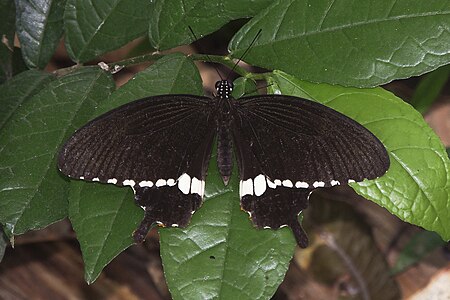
[76,0,121,59]
[390,151,445,231]
[216,190,241,298]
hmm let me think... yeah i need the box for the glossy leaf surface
[15,0,66,68]
[270,70,450,241]
[0,67,114,235]
[230,0,450,87]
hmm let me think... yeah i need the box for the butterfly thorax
[215,80,233,99]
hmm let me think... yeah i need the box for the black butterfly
[57,79,389,248]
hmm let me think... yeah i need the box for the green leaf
[303,192,401,299]
[229,0,450,87]
[149,0,272,50]
[232,77,257,98]
[160,149,296,300]
[0,67,114,235]
[391,231,446,274]
[269,70,450,241]
[68,53,203,283]
[69,182,142,284]
[410,65,450,114]
[64,0,152,63]
[15,0,66,69]
[0,70,55,130]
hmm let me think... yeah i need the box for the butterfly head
[215,80,233,99]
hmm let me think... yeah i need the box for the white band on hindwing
[239,174,355,198]
[73,172,205,197]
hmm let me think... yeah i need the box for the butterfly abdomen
[217,107,234,185]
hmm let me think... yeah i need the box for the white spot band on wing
[282,179,293,187]
[177,173,191,195]
[107,178,118,184]
[191,177,204,197]
[155,179,166,187]
[267,178,276,189]
[295,181,309,188]
[239,174,347,197]
[239,178,253,198]
[312,181,325,188]
[253,174,266,196]
[139,180,153,187]
[330,180,340,186]
[123,179,135,187]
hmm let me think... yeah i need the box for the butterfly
[57,78,390,248]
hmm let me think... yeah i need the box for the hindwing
[231,95,389,247]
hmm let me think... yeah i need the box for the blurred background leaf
[301,190,401,300]
[410,65,450,114]
[391,231,446,275]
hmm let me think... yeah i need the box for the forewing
[236,95,389,184]
[58,95,217,241]
[232,95,389,247]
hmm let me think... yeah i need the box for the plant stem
[106,52,166,69]
[106,52,270,82]
[52,64,81,77]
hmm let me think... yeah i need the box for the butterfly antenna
[188,26,223,81]
[226,29,262,79]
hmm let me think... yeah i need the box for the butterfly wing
[58,95,217,242]
[231,95,389,247]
